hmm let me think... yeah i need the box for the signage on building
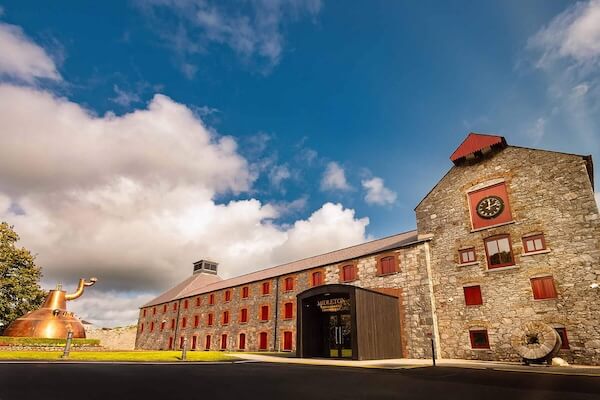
[317,298,350,312]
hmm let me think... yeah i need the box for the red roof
[450,133,506,164]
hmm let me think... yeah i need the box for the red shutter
[194,315,199,328]
[170,319,175,329]
[241,308,248,323]
[283,331,293,351]
[182,317,187,328]
[242,286,249,298]
[312,271,322,286]
[261,305,269,321]
[191,336,197,350]
[140,323,144,333]
[223,311,229,325]
[379,256,396,275]
[284,303,293,319]
[196,297,201,306]
[531,276,557,299]
[262,282,270,295]
[205,335,211,350]
[259,332,268,350]
[209,294,215,304]
[150,322,154,332]
[463,286,483,306]
[208,313,213,326]
[143,309,147,317]
[285,277,294,291]
[221,334,227,350]
[153,307,156,315]
[239,333,246,350]
[184,299,189,309]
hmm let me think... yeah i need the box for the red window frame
[196,297,201,306]
[181,317,187,328]
[207,313,214,326]
[205,335,211,350]
[554,327,570,349]
[376,254,398,276]
[208,293,215,305]
[222,311,230,325]
[143,309,147,317]
[160,321,165,331]
[150,322,154,332]
[242,286,249,298]
[260,305,269,321]
[469,329,490,349]
[484,235,514,269]
[463,285,483,306]
[284,302,293,319]
[531,276,557,299]
[284,277,294,291]
[170,319,175,330]
[191,336,197,350]
[523,234,546,253]
[183,299,189,309]
[459,248,476,264]
[239,333,246,350]
[311,271,323,286]
[152,307,156,315]
[240,308,248,323]
[194,315,199,328]
[224,290,231,302]
[168,337,174,350]
[163,304,167,313]
[262,281,270,295]
[173,303,177,311]
[221,334,227,350]
[259,332,268,350]
[283,331,293,351]
[140,323,144,333]
[340,264,356,282]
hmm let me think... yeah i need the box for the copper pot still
[4,278,97,339]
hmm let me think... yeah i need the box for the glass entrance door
[328,313,352,358]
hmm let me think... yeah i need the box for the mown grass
[0,336,100,347]
[0,350,238,362]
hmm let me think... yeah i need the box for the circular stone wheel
[511,321,560,361]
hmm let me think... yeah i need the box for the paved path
[0,362,598,400]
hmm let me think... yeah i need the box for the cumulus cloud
[0,22,61,82]
[268,164,292,188]
[135,0,322,74]
[361,177,397,206]
[0,83,368,327]
[320,162,351,191]
[110,84,142,107]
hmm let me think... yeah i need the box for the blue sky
[0,0,599,325]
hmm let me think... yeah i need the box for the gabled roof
[142,229,421,308]
[450,132,507,164]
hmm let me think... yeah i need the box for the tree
[0,222,46,334]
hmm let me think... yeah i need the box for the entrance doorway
[328,312,352,358]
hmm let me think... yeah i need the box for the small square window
[523,234,546,253]
[463,285,483,306]
[459,248,476,264]
[530,276,557,300]
[469,329,490,349]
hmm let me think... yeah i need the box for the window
[191,336,197,350]
[222,311,230,325]
[259,332,268,350]
[163,304,167,313]
[224,290,231,302]
[179,336,185,349]
[240,308,248,323]
[260,305,269,321]
[341,264,356,282]
[207,313,214,326]
[377,255,398,275]
[181,317,187,328]
[463,285,483,306]
[168,337,174,350]
[284,302,293,319]
[205,335,211,350]
[554,327,570,350]
[143,309,147,317]
[523,234,546,253]
[140,323,144,333]
[153,307,156,315]
[262,281,270,295]
[173,303,177,311]
[209,293,215,305]
[170,319,175,330]
[194,315,199,328]
[284,277,294,291]
[459,248,476,264]
[469,329,490,349]
[184,299,189,309]
[283,331,293,351]
[484,235,514,268]
[150,322,154,332]
[221,334,227,350]
[160,321,165,331]
[239,333,246,350]
[311,271,323,286]
[531,276,557,300]
[242,286,249,298]
[196,297,201,306]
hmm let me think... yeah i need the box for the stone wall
[86,326,137,350]
[416,146,600,365]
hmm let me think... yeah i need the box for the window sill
[470,220,515,233]
[521,249,551,257]
[471,348,491,351]
[376,271,399,277]
[259,320,269,323]
[532,297,558,302]
[485,265,519,273]
[456,261,479,267]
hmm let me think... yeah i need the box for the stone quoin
[135,133,600,364]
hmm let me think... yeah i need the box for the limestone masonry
[136,133,600,365]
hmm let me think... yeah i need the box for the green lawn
[0,350,238,362]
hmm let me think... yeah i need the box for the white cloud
[0,83,368,327]
[572,82,590,97]
[135,0,322,73]
[320,162,351,191]
[110,84,142,107]
[361,177,397,206]
[269,164,291,188]
[595,192,600,208]
[527,117,546,144]
[528,0,600,67]
[0,22,61,83]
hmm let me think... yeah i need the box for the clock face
[476,196,504,219]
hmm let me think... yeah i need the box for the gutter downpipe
[273,277,280,352]
[424,241,441,358]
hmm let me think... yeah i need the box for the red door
[259,332,268,350]
[283,331,293,351]
[221,334,228,350]
[239,333,246,350]
[205,335,211,350]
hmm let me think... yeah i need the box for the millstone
[511,321,561,361]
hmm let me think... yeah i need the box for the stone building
[135,133,600,365]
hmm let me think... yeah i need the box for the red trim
[207,313,214,326]
[220,334,227,350]
[469,330,490,349]
[194,315,199,328]
[340,263,357,282]
[284,302,293,319]
[205,335,211,350]
[208,293,215,305]
[458,248,476,264]
[450,133,505,163]
[284,277,294,291]
[224,290,231,302]
[283,331,293,351]
[260,305,270,321]
[262,281,270,295]
[376,253,399,276]
[191,335,197,350]
[463,285,483,306]
[522,234,547,253]
[240,308,248,323]
[531,276,557,299]
[259,332,268,350]
[239,333,246,350]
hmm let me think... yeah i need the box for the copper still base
[3,278,97,339]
